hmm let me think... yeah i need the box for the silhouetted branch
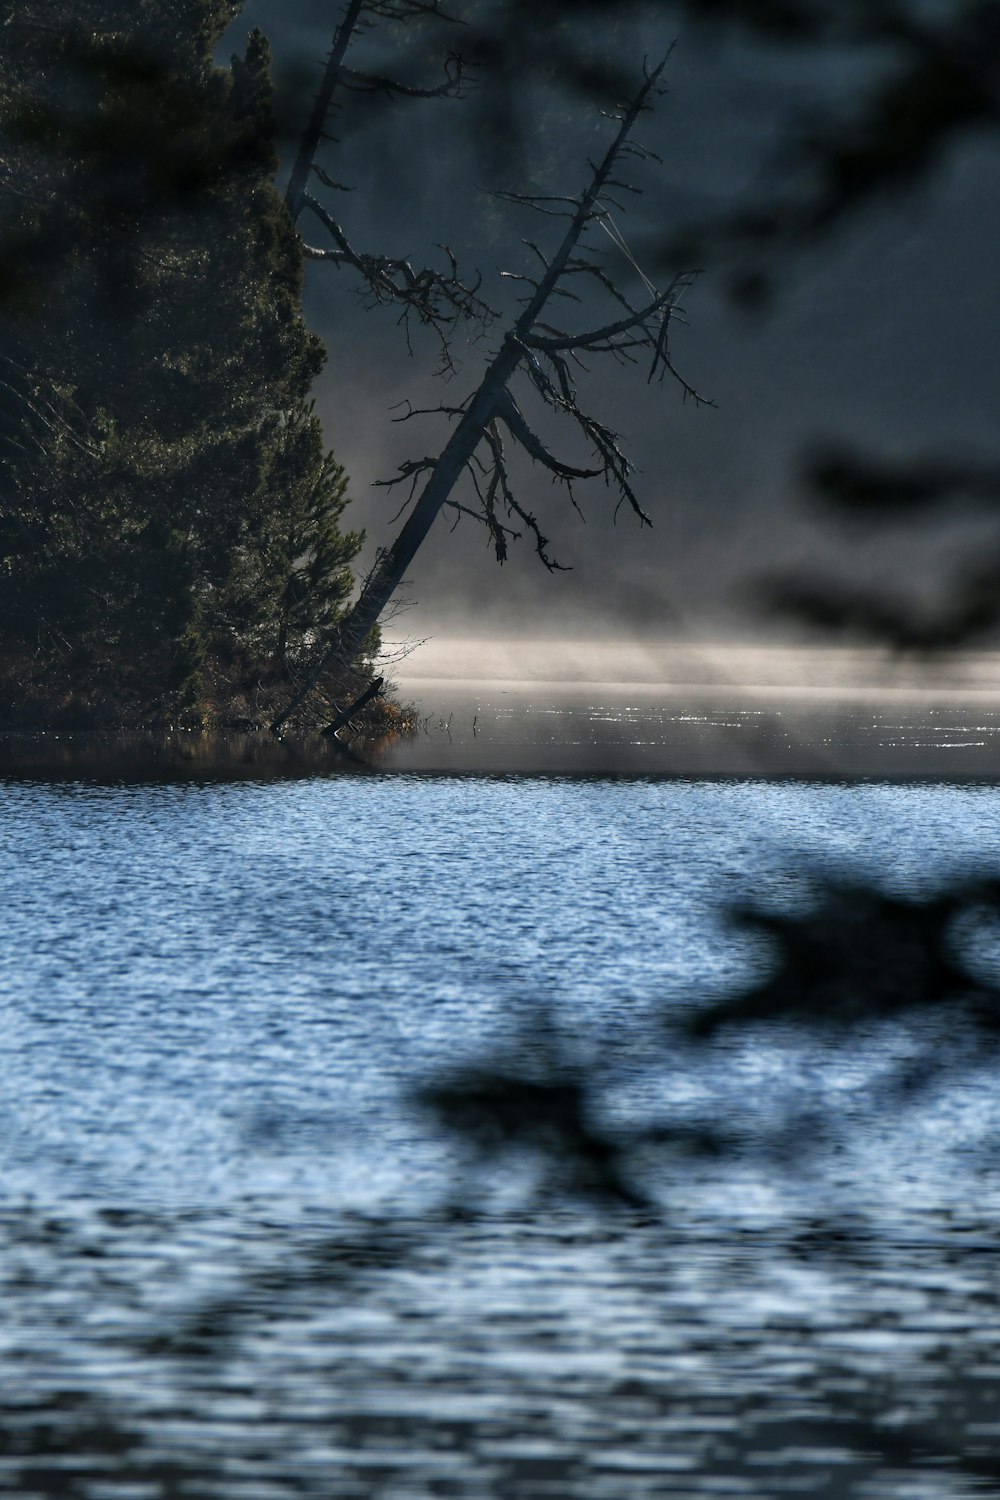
[495,390,602,480]
[320,674,384,737]
[480,421,568,570]
[363,0,459,17]
[480,419,513,560]
[520,348,652,525]
[302,193,495,341]
[340,54,464,99]
[283,0,484,372]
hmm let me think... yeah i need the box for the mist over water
[392,636,1000,696]
[378,638,1000,775]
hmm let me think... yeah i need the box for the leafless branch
[444,498,492,529]
[302,243,349,262]
[340,53,464,100]
[490,189,580,219]
[495,390,602,481]
[389,398,469,423]
[481,422,515,561]
[374,456,440,486]
[522,241,553,274]
[372,456,439,519]
[499,270,542,290]
[519,348,652,526]
[519,273,692,353]
[481,425,569,572]
[362,0,459,18]
[282,0,475,378]
[302,193,496,343]
[312,164,353,193]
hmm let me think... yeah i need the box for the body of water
[3,691,1000,1496]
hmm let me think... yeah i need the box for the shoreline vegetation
[0,662,419,738]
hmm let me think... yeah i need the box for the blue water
[3,764,1000,1495]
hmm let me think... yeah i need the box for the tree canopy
[0,2,363,727]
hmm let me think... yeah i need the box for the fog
[220,4,1000,653]
[391,636,1000,700]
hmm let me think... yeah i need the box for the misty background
[219,1,1000,663]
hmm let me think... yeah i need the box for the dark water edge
[7,689,1000,779]
[0,729,382,781]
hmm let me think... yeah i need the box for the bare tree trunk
[321,674,384,736]
[284,0,365,223]
[270,339,523,731]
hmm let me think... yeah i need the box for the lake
[3,687,1000,1496]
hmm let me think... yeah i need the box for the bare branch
[482,426,570,573]
[285,0,464,222]
[490,189,580,219]
[522,241,553,273]
[510,51,674,343]
[389,398,469,423]
[520,349,653,527]
[302,193,496,338]
[312,164,353,193]
[496,390,602,481]
[363,0,460,18]
[285,0,365,222]
[563,258,642,314]
[302,243,349,262]
[482,421,512,561]
[519,273,695,353]
[373,456,438,492]
[340,53,464,100]
[494,191,581,208]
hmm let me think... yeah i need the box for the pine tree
[0,2,362,727]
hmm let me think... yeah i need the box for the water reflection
[0,728,382,780]
[374,687,1000,776]
[6,688,1000,780]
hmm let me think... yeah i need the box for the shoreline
[6,689,1000,781]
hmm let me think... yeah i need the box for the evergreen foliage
[0,2,362,726]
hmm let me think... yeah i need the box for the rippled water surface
[4,702,1000,1496]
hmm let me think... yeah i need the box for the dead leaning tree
[271,42,708,734]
